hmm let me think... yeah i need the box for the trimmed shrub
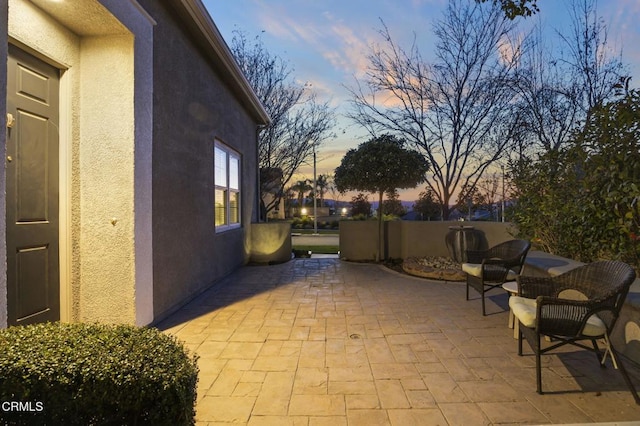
[292,248,312,258]
[0,322,199,425]
[291,217,314,229]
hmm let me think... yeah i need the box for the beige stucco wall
[250,223,292,264]
[340,220,518,261]
[77,35,136,322]
[6,0,154,325]
[340,221,381,261]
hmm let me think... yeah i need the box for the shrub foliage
[0,322,199,425]
[511,89,640,269]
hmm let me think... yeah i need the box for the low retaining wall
[339,220,517,261]
[249,222,292,264]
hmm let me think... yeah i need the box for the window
[214,142,241,230]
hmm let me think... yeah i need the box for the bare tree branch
[230,31,336,219]
[345,1,521,219]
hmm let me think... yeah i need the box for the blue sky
[204,0,640,201]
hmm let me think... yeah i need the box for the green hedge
[0,322,199,425]
[291,217,340,229]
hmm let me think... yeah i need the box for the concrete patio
[157,258,640,425]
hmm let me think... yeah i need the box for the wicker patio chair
[462,239,531,316]
[510,260,639,403]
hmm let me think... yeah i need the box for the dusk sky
[204,0,640,202]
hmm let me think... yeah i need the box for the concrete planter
[250,222,292,264]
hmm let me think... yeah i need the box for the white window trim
[214,141,241,232]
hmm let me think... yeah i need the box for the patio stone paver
[157,258,640,425]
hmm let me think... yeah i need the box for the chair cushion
[509,296,606,337]
[462,263,518,280]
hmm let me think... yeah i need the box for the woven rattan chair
[462,239,531,315]
[510,260,639,403]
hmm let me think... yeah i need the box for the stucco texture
[139,1,260,321]
[340,221,518,261]
[6,0,153,325]
[0,0,7,328]
[77,35,136,322]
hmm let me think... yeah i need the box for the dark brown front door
[6,45,60,326]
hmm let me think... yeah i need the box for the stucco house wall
[4,0,155,325]
[1,0,268,327]
[138,0,265,321]
[0,0,7,329]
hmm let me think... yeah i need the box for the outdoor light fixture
[301,208,308,216]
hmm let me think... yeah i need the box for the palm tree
[291,180,312,211]
[316,174,330,207]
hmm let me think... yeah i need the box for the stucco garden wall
[340,220,517,261]
[142,1,261,321]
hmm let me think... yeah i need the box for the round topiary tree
[334,134,430,261]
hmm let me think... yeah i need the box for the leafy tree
[334,134,429,261]
[413,189,441,221]
[512,89,640,268]
[350,193,372,218]
[572,89,640,267]
[382,190,406,217]
[456,174,501,220]
[230,31,336,220]
[455,184,485,220]
[476,0,539,19]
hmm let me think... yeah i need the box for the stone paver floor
[157,259,640,425]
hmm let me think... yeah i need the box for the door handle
[6,113,15,128]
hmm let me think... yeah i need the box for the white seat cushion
[509,296,606,337]
[462,263,518,280]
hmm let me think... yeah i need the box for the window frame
[214,141,241,232]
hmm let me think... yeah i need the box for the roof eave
[177,0,271,126]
